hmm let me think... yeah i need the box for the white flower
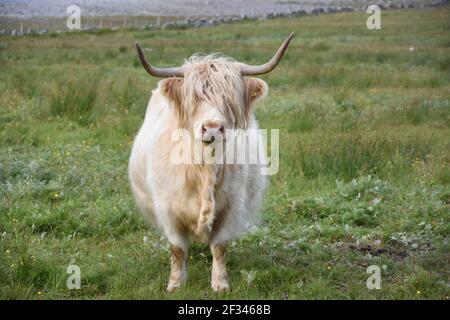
[241,270,257,285]
[371,198,382,205]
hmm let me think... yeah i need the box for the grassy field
[0,7,449,300]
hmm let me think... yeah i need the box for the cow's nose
[202,123,224,132]
[201,122,224,143]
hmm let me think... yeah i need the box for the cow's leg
[167,244,188,292]
[210,242,229,292]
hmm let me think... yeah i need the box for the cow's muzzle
[202,121,225,144]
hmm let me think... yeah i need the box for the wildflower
[241,270,257,285]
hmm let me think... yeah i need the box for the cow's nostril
[210,136,216,142]
[219,125,224,133]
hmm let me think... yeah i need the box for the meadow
[0,7,449,299]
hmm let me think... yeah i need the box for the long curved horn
[240,32,294,76]
[135,42,184,78]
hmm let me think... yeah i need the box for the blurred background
[0,0,447,34]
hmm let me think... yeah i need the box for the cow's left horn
[135,42,185,78]
[240,32,294,76]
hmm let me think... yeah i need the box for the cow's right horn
[240,32,294,76]
[135,42,185,78]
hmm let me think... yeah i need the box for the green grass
[0,7,449,299]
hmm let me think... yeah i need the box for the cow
[128,33,294,292]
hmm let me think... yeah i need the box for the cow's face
[192,77,267,143]
[136,33,293,143]
[136,33,293,142]
[160,58,268,143]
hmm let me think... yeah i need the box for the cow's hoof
[166,277,186,293]
[212,278,230,293]
[166,282,182,293]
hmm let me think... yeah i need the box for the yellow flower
[37,291,42,295]
[416,290,421,295]
[5,250,10,254]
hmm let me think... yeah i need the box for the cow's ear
[159,78,183,106]
[244,78,268,108]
